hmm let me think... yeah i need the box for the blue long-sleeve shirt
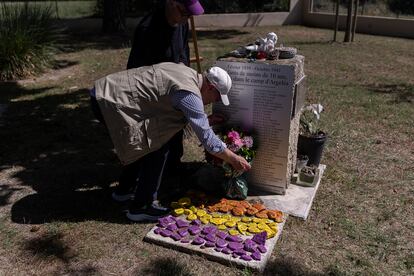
[170,90,226,154]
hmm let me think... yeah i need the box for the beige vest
[95,62,203,165]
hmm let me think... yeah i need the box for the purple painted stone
[226,235,243,243]
[228,242,244,251]
[251,251,262,261]
[244,241,256,253]
[164,215,176,223]
[192,236,205,245]
[252,231,267,246]
[221,248,232,255]
[180,237,191,243]
[157,221,169,228]
[214,247,222,252]
[244,238,255,246]
[188,225,201,235]
[241,254,253,261]
[216,239,227,248]
[170,233,181,241]
[166,224,178,232]
[202,226,217,235]
[177,228,189,237]
[158,216,174,227]
[257,244,267,253]
[216,231,228,240]
[154,227,162,235]
[205,241,215,247]
[234,249,246,256]
[191,219,202,226]
[176,219,190,228]
[205,233,216,243]
[160,229,173,237]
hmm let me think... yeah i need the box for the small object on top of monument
[223,32,296,60]
[276,46,297,59]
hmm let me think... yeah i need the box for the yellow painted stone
[229,229,240,236]
[172,208,184,216]
[222,214,232,220]
[241,217,252,222]
[189,206,198,213]
[248,226,261,233]
[252,218,263,223]
[237,224,248,232]
[202,214,212,220]
[230,217,241,222]
[257,223,267,230]
[270,225,278,231]
[184,209,193,215]
[212,213,222,218]
[178,197,191,207]
[218,225,227,230]
[211,218,227,225]
[196,210,207,217]
[200,218,209,224]
[187,214,197,220]
[225,221,236,228]
[265,229,276,239]
[268,222,278,228]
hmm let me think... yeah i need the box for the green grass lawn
[0,25,413,275]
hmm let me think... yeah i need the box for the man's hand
[212,148,251,173]
[208,113,227,126]
[229,154,251,171]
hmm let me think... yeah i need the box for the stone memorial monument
[213,55,306,195]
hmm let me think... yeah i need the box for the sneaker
[126,201,170,222]
[112,191,134,202]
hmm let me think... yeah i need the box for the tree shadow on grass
[57,30,131,53]
[364,83,414,104]
[138,257,194,276]
[265,257,324,276]
[23,231,101,274]
[196,29,249,41]
[54,19,133,53]
[24,232,74,263]
[0,81,126,223]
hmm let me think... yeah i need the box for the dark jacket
[127,3,190,69]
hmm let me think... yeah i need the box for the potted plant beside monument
[297,104,327,167]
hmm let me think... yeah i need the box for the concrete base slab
[144,215,287,272]
[247,164,326,220]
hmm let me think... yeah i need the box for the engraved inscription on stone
[213,61,295,193]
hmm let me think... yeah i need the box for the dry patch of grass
[0,25,413,275]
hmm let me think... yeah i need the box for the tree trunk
[361,0,365,15]
[344,0,353,42]
[102,0,126,34]
[333,0,340,42]
[351,0,359,42]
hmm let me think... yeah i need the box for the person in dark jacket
[126,0,205,180]
[127,0,204,69]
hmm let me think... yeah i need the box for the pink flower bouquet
[206,128,257,178]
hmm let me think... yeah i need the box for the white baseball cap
[206,67,232,106]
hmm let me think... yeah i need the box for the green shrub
[0,3,57,80]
